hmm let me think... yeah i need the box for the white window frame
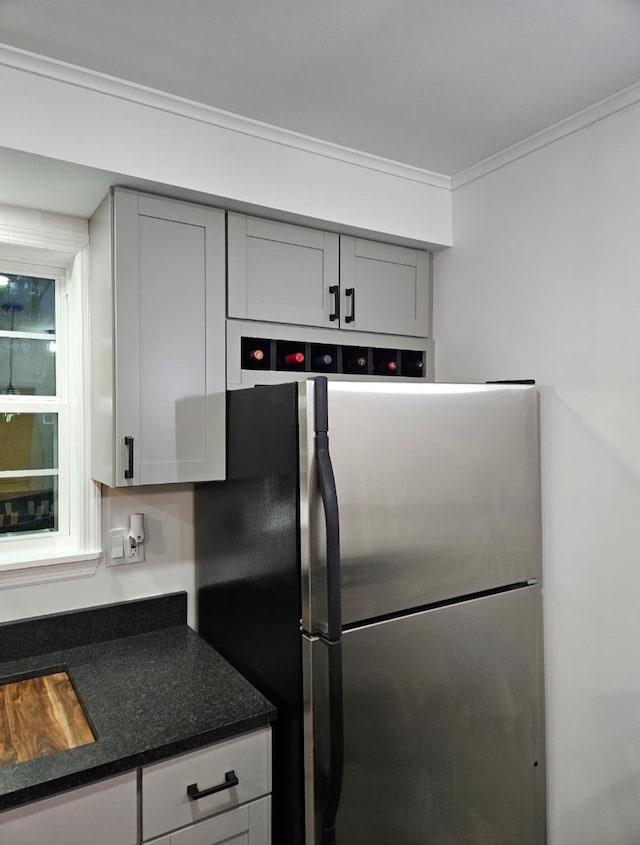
[0,216,101,587]
[0,262,68,538]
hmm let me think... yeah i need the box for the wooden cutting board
[0,671,95,765]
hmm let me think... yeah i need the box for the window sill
[0,550,103,589]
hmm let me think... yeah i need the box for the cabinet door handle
[329,285,340,322]
[345,287,356,323]
[186,770,239,800]
[124,436,134,480]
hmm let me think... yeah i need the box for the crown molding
[452,79,640,190]
[0,43,451,192]
[0,203,89,260]
[0,222,88,259]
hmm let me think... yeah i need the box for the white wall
[433,103,640,845]
[0,485,196,626]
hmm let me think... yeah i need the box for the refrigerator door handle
[313,377,342,641]
[313,377,344,844]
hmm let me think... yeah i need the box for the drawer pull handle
[187,770,239,801]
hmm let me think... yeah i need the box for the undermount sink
[0,669,95,766]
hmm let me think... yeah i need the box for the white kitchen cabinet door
[90,189,226,486]
[339,236,429,337]
[145,797,270,845]
[227,214,339,329]
[0,773,137,845]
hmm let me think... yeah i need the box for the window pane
[0,475,57,535]
[0,274,55,334]
[0,338,56,396]
[0,413,58,472]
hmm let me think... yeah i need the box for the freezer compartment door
[301,381,541,631]
[304,585,545,845]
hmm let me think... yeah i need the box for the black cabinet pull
[124,436,134,480]
[329,285,340,322]
[187,770,239,801]
[345,288,355,323]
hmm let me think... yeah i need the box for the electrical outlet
[125,536,145,563]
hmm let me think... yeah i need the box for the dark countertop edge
[0,711,276,813]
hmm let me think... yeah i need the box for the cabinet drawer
[142,728,271,841]
[146,796,271,845]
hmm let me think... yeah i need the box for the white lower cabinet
[146,796,270,845]
[142,728,272,845]
[0,772,137,845]
[0,730,271,845]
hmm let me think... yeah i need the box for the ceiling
[2,0,640,177]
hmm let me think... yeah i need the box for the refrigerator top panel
[300,381,542,633]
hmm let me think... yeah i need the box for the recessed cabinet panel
[137,215,207,484]
[247,238,325,322]
[349,257,417,326]
[228,213,339,328]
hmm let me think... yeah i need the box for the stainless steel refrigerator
[195,378,545,845]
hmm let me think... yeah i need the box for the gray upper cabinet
[90,189,226,487]
[227,213,339,328]
[339,237,429,337]
[227,214,429,337]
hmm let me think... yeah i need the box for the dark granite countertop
[0,593,276,811]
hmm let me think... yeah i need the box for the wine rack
[241,337,426,378]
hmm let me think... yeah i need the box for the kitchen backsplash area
[0,484,196,626]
